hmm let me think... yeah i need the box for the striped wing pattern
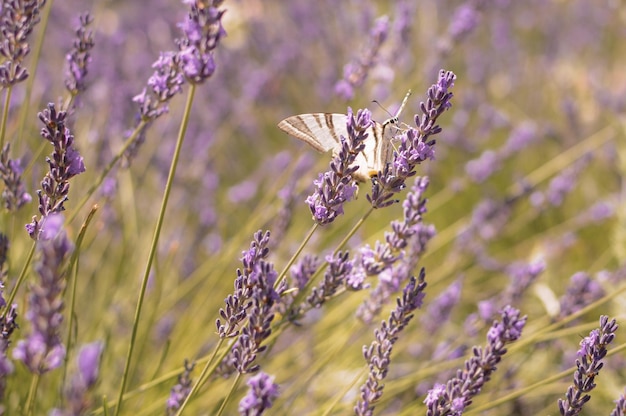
[278,113,394,182]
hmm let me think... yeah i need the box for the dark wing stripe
[325,114,342,144]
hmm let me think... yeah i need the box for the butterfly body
[277,113,395,182]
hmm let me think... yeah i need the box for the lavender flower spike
[425,305,526,416]
[305,108,372,225]
[26,104,86,239]
[176,0,227,84]
[355,271,427,416]
[166,360,195,415]
[368,70,455,209]
[50,341,104,416]
[0,0,45,87]
[65,13,95,97]
[611,390,626,416]
[558,315,618,416]
[238,372,280,416]
[14,213,73,374]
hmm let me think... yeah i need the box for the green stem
[114,86,196,415]
[215,373,243,416]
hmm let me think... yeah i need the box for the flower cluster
[558,315,618,415]
[14,214,72,374]
[132,52,185,123]
[368,70,456,209]
[176,0,226,84]
[26,104,86,239]
[64,13,94,98]
[306,251,357,308]
[425,306,527,415]
[50,341,103,416]
[335,15,389,100]
[217,230,279,375]
[238,372,280,416]
[0,0,46,87]
[0,143,31,211]
[357,176,434,323]
[166,360,195,415]
[305,108,371,225]
[355,271,427,415]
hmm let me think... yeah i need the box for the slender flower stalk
[425,306,526,415]
[355,271,427,415]
[558,315,618,416]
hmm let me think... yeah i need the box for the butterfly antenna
[382,89,412,127]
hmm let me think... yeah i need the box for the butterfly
[277,92,411,182]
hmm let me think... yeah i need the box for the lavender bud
[558,316,618,416]
[238,372,280,416]
[166,360,194,415]
[425,306,526,415]
[355,272,427,415]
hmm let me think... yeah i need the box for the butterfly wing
[278,114,393,182]
[277,114,348,153]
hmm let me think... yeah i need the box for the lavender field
[0,0,624,415]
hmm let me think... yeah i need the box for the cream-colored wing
[277,113,348,153]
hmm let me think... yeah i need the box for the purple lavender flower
[447,4,480,41]
[558,316,618,416]
[26,104,86,240]
[176,0,226,84]
[14,214,72,374]
[307,251,356,308]
[0,0,45,87]
[305,108,371,225]
[0,303,17,404]
[358,176,434,323]
[216,230,272,339]
[611,391,626,416]
[238,372,279,416]
[0,144,31,211]
[546,156,591,207]
[465,150,499,183]
[217,231,279,376]
[500,122,538,156]
[422,278,462,334]
[334,15,389,100]
[425,306,526,415]
[64,13,94,98]
[166,360,194,415]
[290,254,320,291]
[368,70,455,209]
[51,341,103,416]
[558,272,605,319]
[355,272,427,415]
[132,52,185,123]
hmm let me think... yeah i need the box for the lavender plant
[0,0,622,414]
